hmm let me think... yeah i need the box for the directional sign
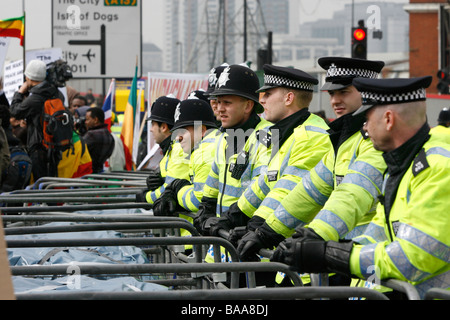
[52,0,141,79]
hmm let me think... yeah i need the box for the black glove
[146,169,165,191]
[152,179,191,217]
[135,189,149,203]
[193,196,217,235]
[246,215,266,232]
[206,202,250,237]
[271,227,354,276]
[237,223,285,262]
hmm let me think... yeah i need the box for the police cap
[353,76,432,115]
[172,98,217,131]
[210,64,264,113]
[187,89,209,103]
[437,108,450,123]
[148,95,180,126]
[257,64,318,93]
[206,63,230,96]
[318,56,385,91]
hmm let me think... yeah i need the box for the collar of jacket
[220,110,261,133]
[88,123,109,131]
[328,111,366,152]
[382,122,431,176]
[159,135,173,155]
[222,110,261,155]
[270,108,310,150]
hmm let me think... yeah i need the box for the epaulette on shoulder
[412,148,429,177]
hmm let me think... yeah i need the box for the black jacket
[82,123,114,173]
[10,81,64,153]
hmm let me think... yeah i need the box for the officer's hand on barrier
[135,189,149,203]
[206,216,232,237]
[271,235,354,275]
[228,226,248,247]
[146,170,165,191]
[152,190,177,216]
[193,197,217,234]
[236,230,264,262]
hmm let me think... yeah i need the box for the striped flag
[102,78,115,132]
[0,16,25,46]
[120,64,138,171]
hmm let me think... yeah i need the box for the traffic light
[437,69,450,94]
[352,21,367,60]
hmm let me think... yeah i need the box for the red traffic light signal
[437,69,450,94]
[351,26,367,60]
[353,28,366,41]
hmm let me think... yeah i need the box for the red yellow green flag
[120,64,138,171]
[0,16,25,46]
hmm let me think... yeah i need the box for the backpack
[42,97,74,152]
[1,146,32,192]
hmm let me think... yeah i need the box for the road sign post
[52,0,142,79]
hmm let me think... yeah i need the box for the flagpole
[22,0,26,71]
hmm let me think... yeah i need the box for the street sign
[51,0,141,79]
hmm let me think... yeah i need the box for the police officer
[206,63,229,127]
[272,76,450,299]
[194,64,272,238]
[237,57,387,271]
[430,108,450,144]
[204,64,332,244]
[152,97,218,216]
[136,95,190,204]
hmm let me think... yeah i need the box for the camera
[46,59,73,87]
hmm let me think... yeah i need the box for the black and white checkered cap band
[361,88,427,105]
[327,66,379,79]
[264,74,315,91]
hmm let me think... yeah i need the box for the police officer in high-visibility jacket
[136,95,190,204]
[152,97,218,216]
[238,57,387,268]
[203,65,332,243]
[194,64,272,237]
[272,76,450,299]
[430,108,450,144]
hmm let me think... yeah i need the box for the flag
[0,16,25,46]
[102,78,115,132]
[120,65,138,171]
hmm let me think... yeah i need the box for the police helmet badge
[217,66,231,88]
[174,103,181,123]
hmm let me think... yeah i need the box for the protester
[10,59,65,180]
[81,107,114,173]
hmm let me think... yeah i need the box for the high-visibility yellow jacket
[202,113,272,216]
[264,113,386,241]
[237,110,331,220]
[430,125,450,144]
[349,126,450,299]
[145,140,190,204]
[177,129,219,212]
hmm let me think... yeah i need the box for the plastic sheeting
[7,222,151,266]
[13,275,167,294]
[7,222,168,294]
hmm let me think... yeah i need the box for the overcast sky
[0,0,408,63]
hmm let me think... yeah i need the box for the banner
[139,72,208,170]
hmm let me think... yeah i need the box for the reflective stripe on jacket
[265,125,386,241]
[237,113,331,219]
[177,129,218,212]
[350,133,450,299]
[202,117,272,215]
[145,141,190,204]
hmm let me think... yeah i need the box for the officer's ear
[245,99,255,114]
[160,122,171,134]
